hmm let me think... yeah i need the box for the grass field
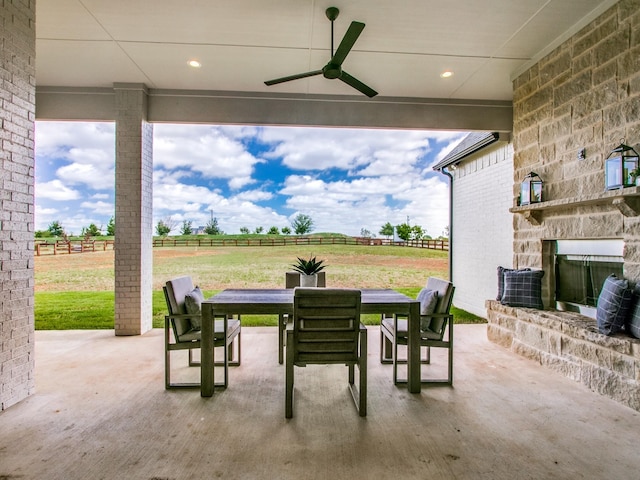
[34,244,484,328]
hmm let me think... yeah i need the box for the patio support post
[114,83,154,335]
[0,0,36,410]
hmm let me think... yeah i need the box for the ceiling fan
[264,7,378,98]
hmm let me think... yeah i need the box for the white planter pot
[300,274,318,287]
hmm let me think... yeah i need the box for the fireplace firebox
[554,239,624,318]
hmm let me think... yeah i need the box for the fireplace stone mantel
[510,187,640,225]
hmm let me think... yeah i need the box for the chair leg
[285,330,294,418]
[188,348,201,367]
[348,328,367,416]
[279,314,286,364]
[359,328,367,416]
[380,329,393,364]
[392,332,399,385]
[165,323,171,389]
[226,332,241,367]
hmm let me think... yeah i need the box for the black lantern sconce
[605,140,639,190]
[520,172,543,205]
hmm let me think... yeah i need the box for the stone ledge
[486,300,640,411]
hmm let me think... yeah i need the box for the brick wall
[512,0,640,295]
[114,85,153,335]
[452,141,514,317]
[0,0,36,410]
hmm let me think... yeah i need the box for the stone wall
[0,0,36,410]
[487,300,640,411]
[488,0,640,412]
[512,0,640,300]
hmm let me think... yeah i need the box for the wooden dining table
[200,288,421,396]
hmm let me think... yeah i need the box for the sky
[34,122,466,238]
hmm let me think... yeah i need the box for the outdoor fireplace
[554,239,624,318]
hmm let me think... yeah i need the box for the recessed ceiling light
[188,60,201,68]
[440,71,453,78]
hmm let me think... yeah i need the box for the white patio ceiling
[34,0,617,129]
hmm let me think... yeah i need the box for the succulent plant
[291,255,327,275]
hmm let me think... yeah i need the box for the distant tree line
[35,217,115,238]
[34,214,448,241]
[378,221,448,242]
[154,213,315,237]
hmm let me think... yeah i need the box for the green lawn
[35,244,485,329]
[35,288,485,329]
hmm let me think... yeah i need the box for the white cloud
[280,172,450,236]
[235,189,274,202]
[79,200,114,216]
[57,161,114,190]
[153,124,263,184]
[37,179,80,200]
[35,121,465,237]
[259,127,464,176]
[36,122,115,155]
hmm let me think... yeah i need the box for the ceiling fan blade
[265,70,323,86]
[331,21,365,66]
[340,71,378,98]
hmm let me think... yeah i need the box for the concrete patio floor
[1,324,639,480]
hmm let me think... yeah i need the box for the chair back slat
[423,278,455,337]
[164,276,196,340]
[292,288,361,365]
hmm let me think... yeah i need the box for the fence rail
[35,237,448,255]
[35,240,114,256]
[151,237,449,250]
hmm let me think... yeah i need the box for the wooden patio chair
[278,271,326,364]
[380,277,455,385]
[286,288,367,418]
[164,276,241,389]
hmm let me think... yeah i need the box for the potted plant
[291,255,327,287]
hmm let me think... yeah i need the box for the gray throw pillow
[184,286,204,330]
[597,274,632,336]
[626,286,640,339]
[501,269,544,309]
[416,288,439,330]
[497,266,530,301]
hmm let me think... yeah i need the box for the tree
[411,225,424,241]
[267,226,279,235]
[281,226,291,235]
[239,226,250,234]
[156,220,171,236]
[82,223,102,236]
[47,220,65,237]
[254,226,264,234]
[360,228,373,238]
[204,217,222,235]
[180,220,193,235]
[291,214,314,235]
[106,216,115,236]
[396,222,412,242]
[379,222,394,240]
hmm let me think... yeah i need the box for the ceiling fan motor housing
[322,63,342,79]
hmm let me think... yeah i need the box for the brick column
[114,84,153,335]
[0,0,36,409]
